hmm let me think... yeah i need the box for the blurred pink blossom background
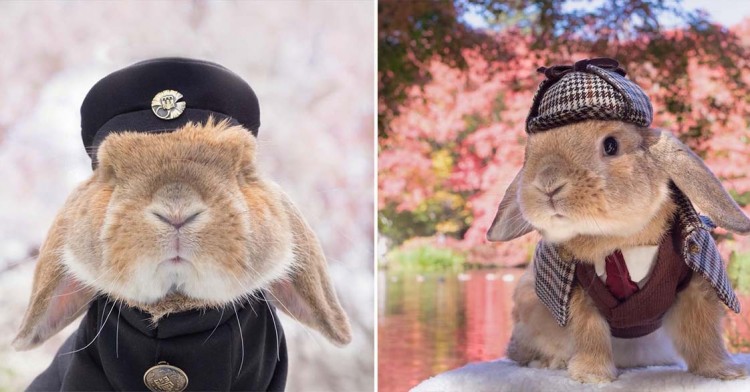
[0,1,374,391]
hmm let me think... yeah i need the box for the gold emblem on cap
[143,361,188,392]
[151,90,186,120]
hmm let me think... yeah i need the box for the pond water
[378,269,523,392]
[378,268,750,392]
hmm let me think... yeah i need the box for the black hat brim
[89,109,238,168]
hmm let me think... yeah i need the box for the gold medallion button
[688,241,701,255]
[143,361,188,392]
[151,90,186,120]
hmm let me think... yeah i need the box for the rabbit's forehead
[125,169,234,199]
[104,135,240,172]
[526,121,641,152]
[108,133,232,157]
[98,121,255,174]
[150,181,204,201]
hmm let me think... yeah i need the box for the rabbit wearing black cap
[15,57,352,391]
[14,119,351,390]
[14,119,350,348]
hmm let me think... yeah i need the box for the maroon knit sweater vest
[574,217,693,338]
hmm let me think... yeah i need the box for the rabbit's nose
[534,164,567,192]
[153,211,203,229]
[534,182,567,198]
[544,183,566,198]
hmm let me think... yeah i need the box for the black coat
[27,296,287,391]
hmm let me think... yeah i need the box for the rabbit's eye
[603,136,618,156]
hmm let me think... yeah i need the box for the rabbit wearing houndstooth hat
[487,58,750,383]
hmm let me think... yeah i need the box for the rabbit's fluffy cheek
[85,183,261,304]
[518,121,671,242]
[518,166,610,242]
[180,247,294,303]
[48,122,307,311]
[521,179,669,243]
[91,185,293,305]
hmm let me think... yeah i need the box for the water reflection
[378,268,750,392]
[378,269,523,392]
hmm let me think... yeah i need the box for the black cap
[80,57,260,164]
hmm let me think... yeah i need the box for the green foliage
[379,192,474,247]
[728,251,750,295]
[386,245,466,272]
[729,190,750,208]
[725,251,750,351]
[0,365,16,392]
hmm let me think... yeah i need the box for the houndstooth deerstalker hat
[526,57,653,133]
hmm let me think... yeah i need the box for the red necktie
[605,249,639,300]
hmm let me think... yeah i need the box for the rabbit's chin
[538,223,578,243]
[534,214,657,244]
[62,245,293,309]
[535,216,596,243]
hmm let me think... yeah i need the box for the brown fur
[506,262,570,369]
[14,118,351,350]
[517,121,670,245]
[487,171,534,241]
[664,275,746,379]
[562,198,676,264]
[488,120,750,382]
[567,287,617,382]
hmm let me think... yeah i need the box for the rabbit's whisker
[231,301,245,378]
[116,300,121,359]
[227,270,259,318]
[59,298,117,356]
[260,291,282,362]
[501,208,529,239]
[73,298,96,321]
[263,287,324,351]
[579,212,610,295]
[202,306,225,346]
[584,211,609,238]
[100,297,109,328]
[48,263,116,301]
[50,266,113,314]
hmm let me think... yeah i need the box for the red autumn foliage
[379,22,750,265]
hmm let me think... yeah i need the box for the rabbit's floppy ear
[647,129,750,234]
[268,192,352,346]
[13,210,95,351]
[487,170,534,241]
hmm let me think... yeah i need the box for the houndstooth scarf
[534,184,741,327]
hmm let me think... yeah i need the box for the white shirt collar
[594,245,660,288]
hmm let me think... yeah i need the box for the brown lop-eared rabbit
[13,118,351,352]
[487,119,750,383]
